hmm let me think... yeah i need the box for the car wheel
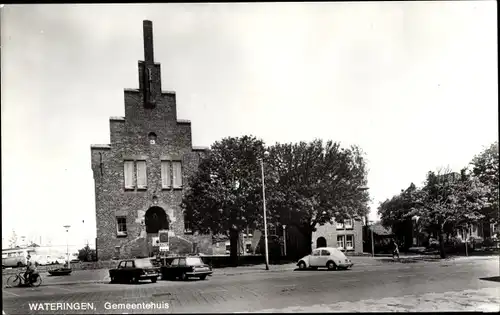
[110,276,116,283]
[298,261,307,270]
[180,272,187,281]
[327,261,337,271]
[199,275,207,280]
[151,277,157,283]
[130,276,138,284]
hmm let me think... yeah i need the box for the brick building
[90,20,212,260]
[312,219,364,253]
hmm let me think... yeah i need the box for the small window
[161,161,172,189]
[117,217,127,236]
[118,261,125,268]
[178,258,186,266]
[268,224,276,236]
[336,221,344,229]
[125,261,134,268]
[312,250,321,256]
[320,250,330,256]
[148,132,157,144]
[171,258,179,266]
[345,219,354,229]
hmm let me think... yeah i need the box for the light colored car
[297,247,353,270]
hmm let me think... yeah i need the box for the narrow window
[346,235,354,250]
[136,160,147,189]
[172,161,183,188]
[161,161,171,189]
[337,235,345,250]
[124,161,135,189]
[184,213,192,234]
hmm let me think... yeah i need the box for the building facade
[91,21,212,260]
[312,219,364,253]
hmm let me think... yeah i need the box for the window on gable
[116,217,127,236]
[136,160,147,189]
[124,161,135,189]
[148,132,157,145]
[172,161,183,188]
[161,161,172,189]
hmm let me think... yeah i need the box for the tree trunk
[438,226,446,259]
[229,228,239,267]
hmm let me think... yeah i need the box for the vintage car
[109,258,160,283]
[297,247,353,270]
[160,256,212,281]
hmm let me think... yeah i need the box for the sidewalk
[254,287,500,312]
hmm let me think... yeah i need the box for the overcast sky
[1,2,497,248]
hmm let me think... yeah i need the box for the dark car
[109,258,160,284]
[160,256,212,281]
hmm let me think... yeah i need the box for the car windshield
[186,257,204,266]
[135,259,154,268]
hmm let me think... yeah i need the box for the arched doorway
[316,237,327,248]
[145,206,169,233]
[145,207,169,256]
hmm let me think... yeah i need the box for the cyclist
[24,255,37,284]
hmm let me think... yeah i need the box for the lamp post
[259,151,270,271]
[282,225,287,257]
[368,220,375,257]
[63,225,71,268]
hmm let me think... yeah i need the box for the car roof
[315,247,339,251]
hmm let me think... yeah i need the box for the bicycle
[5,272,42,288]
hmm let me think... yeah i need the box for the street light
[370,221,375,257]
[258,151,270,271]
[63,225,71,268]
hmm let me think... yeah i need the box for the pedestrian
[392,239,400,260]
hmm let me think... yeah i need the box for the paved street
[3,256,499,313]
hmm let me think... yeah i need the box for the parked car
[297,247,353,270]
[161,256,212,281]
[33,255,54,266]
[109,258,160,284]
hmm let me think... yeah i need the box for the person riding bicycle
[24,255,37,284]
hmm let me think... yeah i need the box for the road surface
[3,256,499,313]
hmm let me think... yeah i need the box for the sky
[1,2,498,249]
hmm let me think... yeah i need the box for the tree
[409,168,488,258]
[78,245,97,262]
[8,230,18,249]
[265,140,370,255]
[378,183,417,248]
[182,135,268,266]
[470,142,499,225]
